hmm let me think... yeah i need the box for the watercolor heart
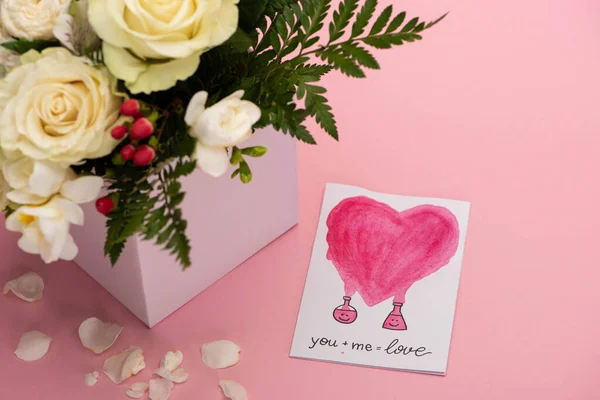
[326,196,460,307]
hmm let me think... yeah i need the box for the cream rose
[185,90,261,177]
[0,0,70,40]
[0,48,129,165]
[88,0,240,94]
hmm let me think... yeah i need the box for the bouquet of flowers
[0,0,444,268]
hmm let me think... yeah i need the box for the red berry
[111,125,127,140]
[130,118,154,140]
[120,144,136,161]
[133,145,155,167]
[95,197,114,215]
[120,99,141,116]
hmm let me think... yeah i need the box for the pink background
[1,0,599,399]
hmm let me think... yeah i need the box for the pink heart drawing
[326,196,460,307]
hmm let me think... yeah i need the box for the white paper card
[290,183,470,375]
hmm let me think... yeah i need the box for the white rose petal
[154,367,189,384]
[84,371,99,387]
[79,317,123,354]
[103,347,145,384]
[219,380,248,400]
[14,331,52,361]
[201,340,241,369]
[3,271,44,302]
[1,0,70,40]
[149,378,174,400]
[126,382,149,399]
[160,350,183,372]
[0,48,129,165]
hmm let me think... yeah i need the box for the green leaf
[231,169,240,179]
[425,12,449,29]
[226,28,255,52]
[321,48,366,77]
[362,36,392,49]
[329,0,359,42]
[401,17,419,32]
[386,11,406,33]
[305,85,338,140]
[293,124,317,144]
[269,30,282,53]
[1,39,58,54]
[369,5,393,35]
[108,242,125,266]
[341,43,380,69]
[238,0,268,31]
[351,0,377,37]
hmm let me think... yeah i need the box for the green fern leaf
[386,11,406,33]
[351,0,377,38]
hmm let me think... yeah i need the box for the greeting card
[290,184,470,375]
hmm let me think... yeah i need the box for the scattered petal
[201,340,241,369]
[84,371,99,387]
[126,382,149,399]
[103,347,145,384]
[154,367,188,384]
[160,350,183,372]
[3,271,44,302]
[79,317,123,354]
[149,378,173,400]
[15,331,52,361]
[219,380,248,400]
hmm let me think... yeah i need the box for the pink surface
[1,0,600,399]
[326,198,459,305]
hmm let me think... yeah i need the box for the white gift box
[72,127,298,327]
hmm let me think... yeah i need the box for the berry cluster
[96,99,159,215]
[111,99,157,167]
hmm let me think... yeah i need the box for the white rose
[5,174,103,263]
[88,0,239,94]
[3,157,68,205]
[0,48,129,165]
[184,90,261,177]
[0,0,70,40]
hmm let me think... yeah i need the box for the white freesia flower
[0,48,129,164]
[185,90,261,177]
[53,0,100,55]
[0,166,9,211]
[3,157,68,205]
[5,174,103,263]
[88,0,240,94]
[0,0,70,40]
[0,18,20,77]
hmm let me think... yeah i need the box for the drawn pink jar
[333,296,358,324]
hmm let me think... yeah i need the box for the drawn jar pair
[333,296,407,330]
